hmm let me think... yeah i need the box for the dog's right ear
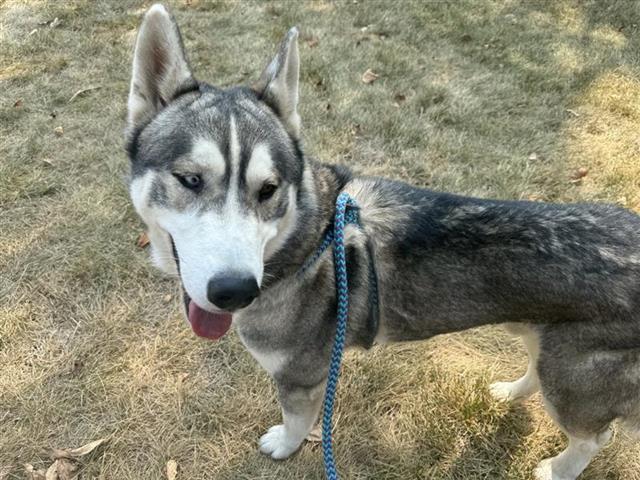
[127,4,196,132]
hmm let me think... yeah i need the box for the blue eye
[174,173,203,192]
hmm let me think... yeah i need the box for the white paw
[534,458,572,480]
[490,381,518,402]
[534,458,553,480]
[259,424,301,460]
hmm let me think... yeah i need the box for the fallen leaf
[25,464,46,480]
[29,28,38,36]
[305,36,319,48]
[393,93,406,107]
[306,425,322,442]
[49,17,61,29]
[13,99,23,108]
[45,461,58,480]
[55,459,78,480]
[162,293,172,303]
[53,126,64,136]
[136,232,150,249]
[68,86,101,103]
[569,167,589,180]
[527,194,543,201]
[166,459,178,480]
[52,438,107,459]
[528,153,538,161]
[361,69,379,84]
[577,167,589,177]
[42,158,55,167]
[566,108,580,117]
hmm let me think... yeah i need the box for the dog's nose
[207,274,260,311]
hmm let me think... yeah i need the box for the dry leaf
[166,459,178,480]
[361,69,379,84]
[136,232,150,249]
[306,425,322,442]
[45,461,58,480]
[162,293,172,303]
[53,126,64,136]
[52,438,106,460]
[55,459,78,480]
[305,36,319,48]
[569,167,588,183]
[42,158,55,167]
[528,153,538,161]
[49,17,61,29]
[13,99,23,108]
[25,464,46,480]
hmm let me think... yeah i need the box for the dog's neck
[262,158,352,289]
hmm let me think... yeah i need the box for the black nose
[207,274,260,311]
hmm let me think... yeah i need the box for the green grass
[2,1,640,479]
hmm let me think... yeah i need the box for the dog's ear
[254,27,301,139]
[127,4,196,132]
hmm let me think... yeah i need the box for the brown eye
[173,173,203,192]
[258,183,278,202]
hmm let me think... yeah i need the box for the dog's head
[126,4,305,339]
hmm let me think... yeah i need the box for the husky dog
[126,5,640,479]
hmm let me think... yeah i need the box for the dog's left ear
[254,27,301,139]
[127,4,196,133]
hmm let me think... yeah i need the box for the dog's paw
[533,459,553,480]
[534,458,573,480]
[489,381,519,402]
[259,425,301,460]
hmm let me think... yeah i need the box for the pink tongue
[187,301,232,340]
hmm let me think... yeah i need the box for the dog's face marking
[126,4,303,314]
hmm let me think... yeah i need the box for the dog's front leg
[259,381,324,460]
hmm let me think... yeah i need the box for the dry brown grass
[2,1,640,479]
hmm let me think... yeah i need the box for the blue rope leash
[321,192,359,480]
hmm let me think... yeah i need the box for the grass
[2,0,640,478]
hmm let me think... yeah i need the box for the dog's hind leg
[490,324,540,402]
[533,427,612,480]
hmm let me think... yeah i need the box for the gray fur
[127,5,640,478]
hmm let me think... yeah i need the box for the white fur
[129,172,176,275]
[245,143,275,189]
[490,325,540,401]
[534,429,612,480]
[259,389,323,460]
[245,347,288,376]
[190,138,226,176]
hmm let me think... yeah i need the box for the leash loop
[321,192,358,480]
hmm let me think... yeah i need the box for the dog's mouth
[171,236,232,341]
[182,289,233,340]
